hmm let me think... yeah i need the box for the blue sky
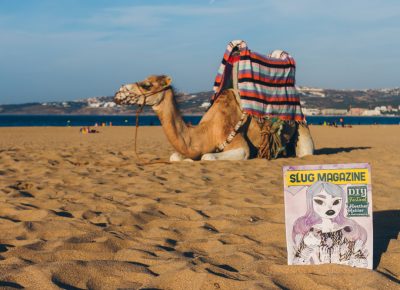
[0,0,399,104]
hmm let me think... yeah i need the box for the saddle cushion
[212,40,305,122]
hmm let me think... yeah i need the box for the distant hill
[0,92,213,116]
[298,87,400,110]
[0,87,399,115]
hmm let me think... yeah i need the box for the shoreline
[0,115,399,128]
[0,113,399,117]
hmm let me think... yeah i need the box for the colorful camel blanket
[212,40,305,121]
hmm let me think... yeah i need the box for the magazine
[283,163,373,269]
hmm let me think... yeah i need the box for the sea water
[0,115,399,127]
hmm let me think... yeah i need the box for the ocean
[0,115,399,127]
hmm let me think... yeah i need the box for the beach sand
[0,125,399,289]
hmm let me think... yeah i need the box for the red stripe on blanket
[241,50,296,66]
[238,73,295,84]
[240,92,301,102]
[244,109,305,121]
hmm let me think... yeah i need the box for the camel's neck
[152,89,192,156]
[151,88,242,159]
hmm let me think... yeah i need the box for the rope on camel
[257,118,285,160]
[133,87,171,166]
[216,112,248,152]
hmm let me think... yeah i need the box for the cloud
[268,0,400,22]
[84,2,257,29]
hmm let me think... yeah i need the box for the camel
[114,75,314,161]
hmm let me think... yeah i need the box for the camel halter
[134,82,171,106]
[133,83,171,165]
[216,112,248,152]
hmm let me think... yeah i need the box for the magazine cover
[283,163,373,269]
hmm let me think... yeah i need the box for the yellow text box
[285,168,370,186]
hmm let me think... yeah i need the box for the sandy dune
[0,125,399,289]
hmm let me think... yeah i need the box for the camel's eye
[314,199,324,205]
[141,82,152,90]
[333,199,341,205]
[161,79,170,86]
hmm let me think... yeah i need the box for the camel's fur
[114,75,314,161]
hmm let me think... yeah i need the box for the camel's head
[114,75,172,106]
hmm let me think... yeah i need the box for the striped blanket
[212,40,305,121]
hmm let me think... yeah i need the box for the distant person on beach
[340,118,344,127]
[80,127,99,134]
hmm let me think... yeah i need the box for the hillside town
[302,105,399,116]
[298,87,400,116]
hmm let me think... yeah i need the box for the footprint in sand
[0,244,15,253]
[82,210,108,228]
[203,223,219,233]
[10,181,34,191]
[11,191,34,198]
[51,210,74,218]
[0,281,24,289]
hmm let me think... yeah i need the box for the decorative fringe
[216,112,248,152]
[258,118,284,160]
[216,114,302,159]
[257,118,298,160]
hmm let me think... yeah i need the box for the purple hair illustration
[292,181,367,244]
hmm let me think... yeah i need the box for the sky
[0,0,399,104]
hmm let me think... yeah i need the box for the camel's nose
[114,86,126,104]
[114,91,124,104]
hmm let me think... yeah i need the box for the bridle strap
[133,83,171,166]
[216,112,248,152]
[135,83,171,105]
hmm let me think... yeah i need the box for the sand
[0,125,399,289]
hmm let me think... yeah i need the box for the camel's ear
[161,76,172,87]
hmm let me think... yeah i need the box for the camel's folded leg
[295,124,315,157]
[171,148,247,161]
[201,148,249,161]
[169,152,194,162]
[201,134,250,161]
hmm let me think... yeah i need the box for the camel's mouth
[114,85,141,105]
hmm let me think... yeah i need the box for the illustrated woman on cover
[292,181,368,267]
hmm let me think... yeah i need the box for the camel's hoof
[170,152,194,162]
[201,154,217,161]
[170,152,185,162]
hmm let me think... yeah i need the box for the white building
[103,102,116,108]
[362,110,381,116]
[321,109,348,115]
[379,106,388,112]
[200,102,211,108]
[302,108,321,115]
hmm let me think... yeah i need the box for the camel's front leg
[169,152,194,162]
[201,148,248,160]
[201,135,250,161]
[170,149,247,161]
[295,124,314,157]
